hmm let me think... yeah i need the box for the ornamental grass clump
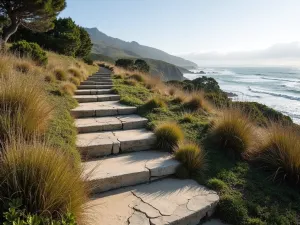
[124,78,138,86]
[175,143,207,176]
[0,139,87,221]
[130,73,144,82]
[143,97,166,110]
[209,108,256,159]
[70,76,81,86]
[0,75,53,144]
[14,61,32,74]
[54,69,68,81]
[155,122,184,152]
[68,67,83,81]
[60,82,77,95]
[253,124,300,185]
[184,92,211,112]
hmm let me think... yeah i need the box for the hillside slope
[85,27,197,68]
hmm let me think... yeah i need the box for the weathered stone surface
[74,94,120,103]
[78,84,113,89]
[82,151,179,193]
[74,89,113,95]
[129,211,150,225]
[71,101,136,118]
[81,81,112,85]
[77,129,156,157]
[85,179,219,225]
[75,115,148,133]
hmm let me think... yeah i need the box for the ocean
[183,67,300,124]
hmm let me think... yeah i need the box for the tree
[115,59,134,70]
[0,0,66,48]
[134,59,150,73]
[76,27,92,58]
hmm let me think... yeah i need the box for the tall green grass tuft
[184,92,211,112]
[0,75,53,144]
[175,143,207,176]
[142,97,166,111]
[253,124,300,185]
[209,108,256,159]
[0,139,87,221]
[155,122,184,152]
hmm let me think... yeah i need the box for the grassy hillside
[111,66,300,225]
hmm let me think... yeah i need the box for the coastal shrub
[142,97,166,111]
[246,218,266,225]
[253,124,300,185]
[10,41,48,66]
[70,76,81,86]
[216,194,248,225]
[0,140,86,220]
[60,82,77,95]
[0,75,53,144]
[45,74,56,83]
[174,143,207,176]
[209,108,256,159]
[54,69,68,81]
[14,61,32,74]
[155,122,184,152]
[83,56,93,65]
[115,59,134,70]
[134,59,150,73]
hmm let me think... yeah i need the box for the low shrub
[216,194,248,225]
[253,124,300,185]
[113,74,125,79]
[207,178,229,192]
[60,82,77,95]
[246,218,266,225]
[70,77,81,86]
[54,69,68,81]
[45,74,56,83]
[209,108,256,159]
[10,40,48,66]
[0,140,86,221]
[0,75,53,144]
[142,97,166,111]
[14,62,32,74]
[174,143,207,176]
[155,122,184,152]
[83,56,93,65]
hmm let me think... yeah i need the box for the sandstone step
[75,115,148,133]
[74,94,120,103]
[85,178,219,225]
[83,151,180,193]
[77,128,156,158]
[71,101,136,118]
[81,81,112,85]
[78,85,113,90]
[74,89,113,95]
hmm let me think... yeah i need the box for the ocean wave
[248,86,300,101]
[260,76,300,83]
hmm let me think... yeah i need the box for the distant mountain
[85,27,197,69]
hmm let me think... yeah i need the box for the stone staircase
[71,68,219,225]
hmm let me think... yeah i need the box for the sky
[60,0,300,66]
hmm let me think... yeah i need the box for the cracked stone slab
[75,115,148,133]
[129,211,150,225]
[74,89,113,95]
[71,101,136,118]
[78,84,113,90]
[74,94,120,103]
[82,151,180,193]
[85,179,219,225]
[77,129,156,158]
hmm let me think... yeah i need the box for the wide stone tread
[75,115,148,133]
[74,94,120,103]
[82,151,180,193]
[78,84,113,90]
[85,178,219,225]
[77,129,156,158]
[74,89,113,95]
[81,81,113,85]
[71,101,136,118]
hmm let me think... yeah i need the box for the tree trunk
[1,18,19,51]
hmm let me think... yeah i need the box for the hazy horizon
[60,0,300,67]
